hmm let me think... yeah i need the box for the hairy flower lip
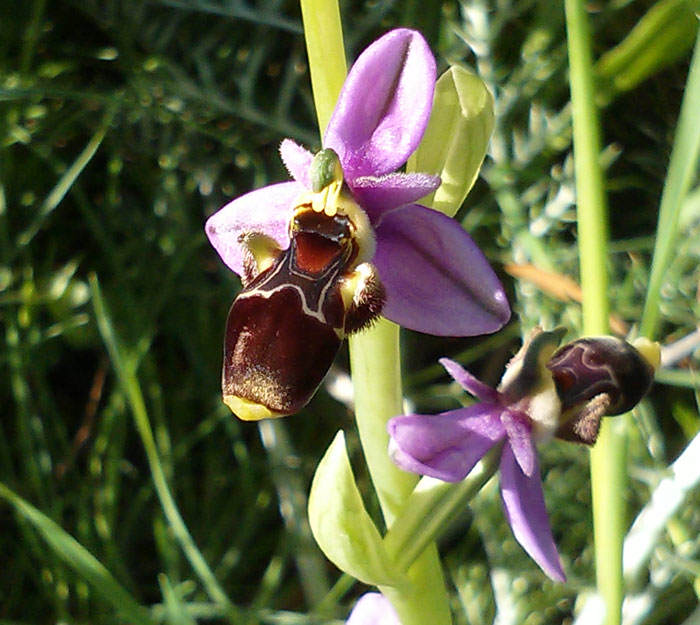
[206,28,510,337]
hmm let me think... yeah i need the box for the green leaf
[596,0,700,101]
[407,65,495,217]
[640,30,700,338]
[0,481,153,625]
[308,432,404,587]
[89,274,239,618]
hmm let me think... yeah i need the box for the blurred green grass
[1,1,699,624]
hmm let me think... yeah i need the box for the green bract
[308,432,405,587]
[407,65,495,217]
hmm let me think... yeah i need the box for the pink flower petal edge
[373,204,511,336]
[324,28,436,180]
[279,139,313,188]
[346,593,400,625]
[205,181,301,275]
[439,357,502,403]
[500,446,566,582]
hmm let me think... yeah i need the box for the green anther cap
[310,148,343,192]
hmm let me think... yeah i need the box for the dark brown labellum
[223,287,343,417]
[222,207,384,420]
[547,337,655,415]
[547,336,655,444]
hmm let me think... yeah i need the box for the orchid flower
[346,593,400,625]
[388,328,660,581]
[205,29,510,420]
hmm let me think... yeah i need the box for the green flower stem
[564,3,623,625]
[383,446,501,573]
[564,1,610,333]
[299,0,346,134]
[299,7,452,623]
[640,30,700,340]
[378,555,451,625]
[347,321,455,625]
[349,320,416,519]
[349,323,451,625]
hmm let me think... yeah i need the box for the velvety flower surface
[388,329,568,582]
[205,28,510,337]
[346,593,400,625]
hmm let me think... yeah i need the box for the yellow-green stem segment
[299,3,452,622]
[565,2,624,625]
[300,0,346,135]
[349,320,452,625]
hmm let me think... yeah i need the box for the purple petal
[439,357,501,404]
[346,593,400,625]
[501,410,536,477]
[349,172,441,224]
[324,29,436,180]
[387,405,505,482]
[500,446,566,582]
[279,139,313,188]
[372,204,511,336]
[205,181,300,275]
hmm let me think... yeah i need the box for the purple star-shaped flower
[388,329,568,582]
[205,28,509,337]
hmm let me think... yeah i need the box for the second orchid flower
[388,329,659,580]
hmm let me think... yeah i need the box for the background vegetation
[1,1,698,623]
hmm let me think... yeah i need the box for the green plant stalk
[564,3,623,625]
[299,0,346,134]
[640,30,700,340]
[349,321,417,520]
[89,275,240,622]
[349,326,451,623]
[299,4,452,622]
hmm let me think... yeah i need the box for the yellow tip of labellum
[223,395,285,421]
[631,337,661,373]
